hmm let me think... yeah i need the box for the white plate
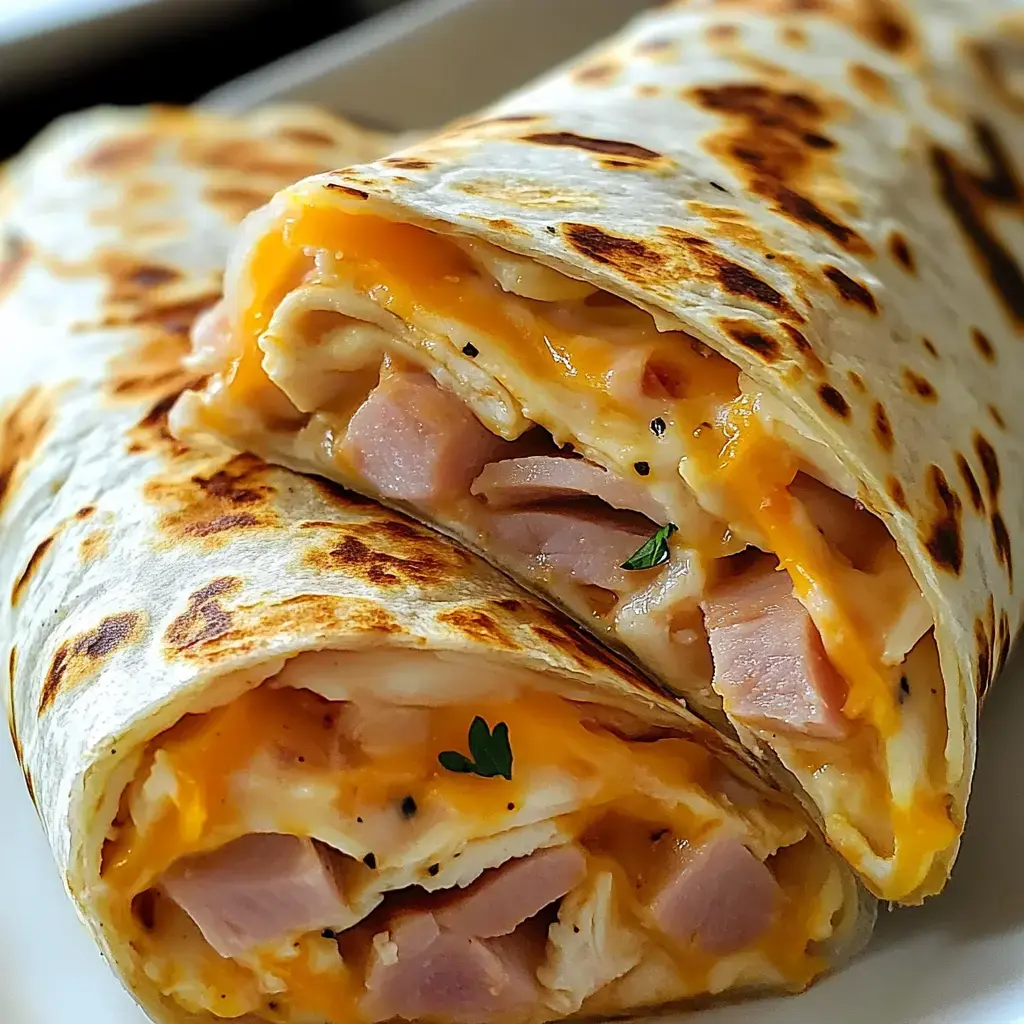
[6,0,1024,1021]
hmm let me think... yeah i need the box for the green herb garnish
[620,523,677,571]
[438,716,513,780]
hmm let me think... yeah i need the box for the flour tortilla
[172,0,1024,903]
[0,107,871,1022]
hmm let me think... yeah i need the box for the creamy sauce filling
[180,202,957,900]
[100,661,838,1023]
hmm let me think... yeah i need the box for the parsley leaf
[438,717,513,780]
[620,523,677,571]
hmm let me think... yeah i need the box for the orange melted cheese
[104,685,830,1021]
[215,204,956,900]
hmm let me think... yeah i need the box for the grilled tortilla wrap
[0,108,871,1023]
[172,0,1024,904]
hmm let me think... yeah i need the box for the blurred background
[0,0,402,158]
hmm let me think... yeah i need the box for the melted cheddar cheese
[191,200,958,901]
[103,683,837,1022]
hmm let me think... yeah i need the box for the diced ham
[642,833,779,954]
[434,845,587,938]
[701,561,850,738]
[363,912,539,1023]
[471,455,666,523]
[340,369,505,503]
[161,833,348,958]
[490,509,654,589]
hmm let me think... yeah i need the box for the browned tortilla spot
[846,370,866,393]
[205,186,275,221]
[523,131,664,162]
[78,134,157,173]
[719,319,781,361]
[79,528,110,564]
[888,231,916,272]
[931,120,1024,328]
[325,183,369,200]
[848,63,895,105]
[0,386,53,514]
[0,233,29,305]
[691,82,872,255]
[823,266,878,312]
[494,599,523,613]
[7,646,20,767]
[574,61,619,85]
[780,324,824,374]
[997,610,1012,679]
[988,404,1006,431]
[921,465,963,575]
[973,431,1001,501]
[435,608,520,650]
[381,157,436,171]
[991,511,1013,582]
[887,476,909,511]
[11,535,55,606]
[955,453,984,512]
[179,137,322,181]
[165,577,243,653]
[780,25,808,47]
[873,401,894,452]
[901,368,937,401]
[971,327,996,363]
[817,383,851,418]
[921,337,938,359]
[975,617,992,698]
[38,612,145,715]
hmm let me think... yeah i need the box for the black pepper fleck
[765,253,776,260]
[356,816,363,823]
[462,342,479,358]
[401,795,418,818]
[709,181,728,192]
[321,928,337,939]
[297,755,305,763]
[363,852,377,869]
[428,863,440,876]
[899,675,911,702]
[573,925,580,933]
[507,802,515,811]
[268,1002,278,1011]
[546,225,557,234]
[634,461,650,476]
[650,417,666,437]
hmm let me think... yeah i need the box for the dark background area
[0,0,386,159]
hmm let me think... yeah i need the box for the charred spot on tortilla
[165,577,243,654]
[38,612,145,715]
[901,368,937,402]
[435,608,519,651]
[781,324,824,373]
[991,512,1013,580]
[971,327,996,363]
[636,84,662,98]
[7,646,21,766]
[304,530,458,589]
[780,24,808,48]
[205,186,276,220]
[817,384,851,419]
[561,223,664,278]
[922,464,964,576]
[706,22,740,43]
[0,386,53,513]
[846,370,867,393]
[955,453,984,513]
[381,157,435,171]
[886,476,909,512]
[872,401,895,453]
[716,260,795,313]
[975,617,993,697]
[80,528,110,564]
[988,403,1007,431]
[325,183,370,200]
[888,231,916,273]
[822,266,878,313]
[930,120,1024,327]
[522,131,665,164]
[719,319,782,362]
[574,61,619,85]
[972,432,1001,501]
[921,337,939,359]
[997,610,1012,678]
[493,598,523,614]
[11,535,56,606]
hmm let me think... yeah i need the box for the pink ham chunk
[490,509,654,589]
[471,455,667,523]
[161,833,348,958]
[341,369,505,503]
[363,912,540,1023]
[701,562,850,738]
[434,845,587,937]
[643,833,779,954]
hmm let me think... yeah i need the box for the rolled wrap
[173,0,1024,904]
[0,109,871,1023]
